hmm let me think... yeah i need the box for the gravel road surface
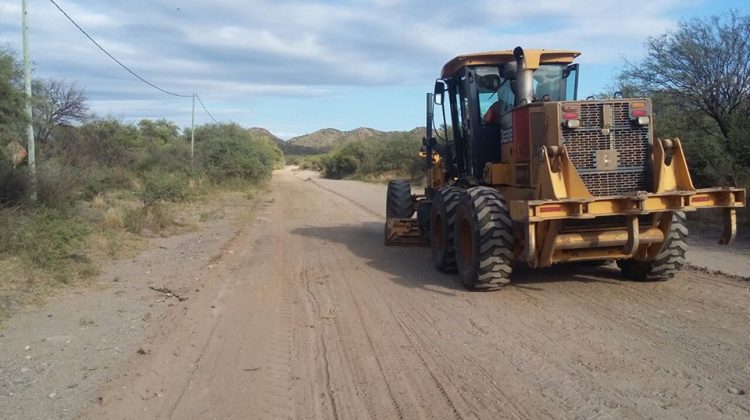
[2,167,748,419]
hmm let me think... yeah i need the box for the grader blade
[384,218,428,246]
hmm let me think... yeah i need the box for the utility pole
[190,93,195,171]
[22,0,36,200]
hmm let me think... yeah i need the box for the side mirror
[434,80,446,105]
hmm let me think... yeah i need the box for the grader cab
[385,47,745,289]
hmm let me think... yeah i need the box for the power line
[48,0,223,125]
[48,0,191,98]
[195,94,218,123]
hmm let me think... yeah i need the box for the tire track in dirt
[292,169,750,419]
[300,245,406,419]
[166,309,225,418]
[257,191,295,420]
[294,175,646,418]
[340,274,406,419]
[301,267,340,420]
[293,182,467,418]
[81,168,750,419]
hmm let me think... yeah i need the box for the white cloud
[0,0,709,132]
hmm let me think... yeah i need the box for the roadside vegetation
[0,47,283,315]
[617,11,750,224]
[291,130,425,183]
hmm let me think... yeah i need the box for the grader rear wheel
[617,212,688,281]
[454,187,513,290]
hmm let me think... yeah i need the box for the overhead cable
[196,94,218,123]
[48,0,192,98]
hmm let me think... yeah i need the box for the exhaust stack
[514,46,534,106]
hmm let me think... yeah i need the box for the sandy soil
[2,167,749,419]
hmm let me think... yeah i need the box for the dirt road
[71,167,748,419]
[1,168,745,419]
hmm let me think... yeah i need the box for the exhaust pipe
[514,46,533,106]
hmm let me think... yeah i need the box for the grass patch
[0,182,263,320]
[0,207,91,283]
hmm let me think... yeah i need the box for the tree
[138,118,179,144]
[0,48,26,138]
[32,78,88,144]
[621,11,750,186]
[78,117,139,167]
[194,123,284,182]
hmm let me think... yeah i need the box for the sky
[0,0,748,139]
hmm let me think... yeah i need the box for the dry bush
[91,193,107,209]
[103,207,124,229]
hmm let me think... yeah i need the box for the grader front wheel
[429,187,464,272]
[454,187,514,290]
[386,180,414,218]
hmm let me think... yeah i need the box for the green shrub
[319,134,423,181]
[135,140,191,175]
[0,206,89,281]
[0,158,28,206]
[194,123,284,184]
[299,156,325,171]
[80,165,135,199]
[321,153,358,179]
[36,160,81,209]
[139,171,191,207]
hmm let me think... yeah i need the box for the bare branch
[32,78,89,144]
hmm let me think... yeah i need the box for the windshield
[477,63,578,125]
[533,64,577,102]
[476,66,512,118]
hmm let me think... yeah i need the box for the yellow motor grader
[385,47,745,289]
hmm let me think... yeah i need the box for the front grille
[562,101,652,196]
[578,171,650,197]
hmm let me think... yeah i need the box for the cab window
[533,64,578,101]
[476,66,514,125]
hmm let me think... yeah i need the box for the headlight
[564,119,580,129]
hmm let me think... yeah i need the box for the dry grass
[103,207,124,229]
[0,186,261,321]
[91,193,107,209]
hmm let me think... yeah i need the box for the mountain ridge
[281,126,424,154]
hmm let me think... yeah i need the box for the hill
[247,127,287,151]
[282,127,425,155]
[248,127,283,142]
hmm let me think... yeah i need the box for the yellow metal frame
[511,188,745,223]
[653,138,694,192]
[511,140,746,268]
[441,49,581,78]
[535,146,591,200]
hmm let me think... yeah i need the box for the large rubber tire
[416,201,431,239]
[454,187,514,290]
[617,212,688,281]
[430,186,463,273]
[386,180,413,218]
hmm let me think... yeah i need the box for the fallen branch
[149,286,188,302]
